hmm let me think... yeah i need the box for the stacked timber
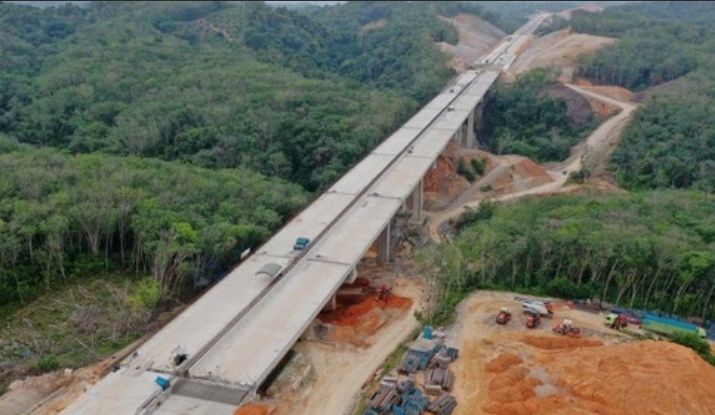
[427,393,457,415]
[423,367,455,393]
[368,384,401,413]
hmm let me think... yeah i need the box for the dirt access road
[272,274,424,415]
[427,84,636,243]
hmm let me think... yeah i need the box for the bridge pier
[377,222,391,264]
[410,179,423,224]
[466,112,475,148]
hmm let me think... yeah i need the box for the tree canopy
[536,2,715,192]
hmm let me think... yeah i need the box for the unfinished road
[427,84,637,243]
[57,14,549,415]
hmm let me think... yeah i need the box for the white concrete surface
[154,395,236,415]
[372,126,423,156]
[328,154,396,194]
[257,192,357,256]
[190,196,402,387]
[58,369,164,415]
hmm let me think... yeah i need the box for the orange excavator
[552,319,581,337]
[496,307,512,325]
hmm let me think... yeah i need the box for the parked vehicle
[604,313,628,330]
[610,307,642,326]
[293,237,310,251]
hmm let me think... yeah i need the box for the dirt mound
[233,404,271,415]
[318,294,413,348]
[510,29,616,83]
[521,335,602,350]
[489,156,554,194]
[484,340,715,415]
[438,14,505,73]
[485,353,523,373]
[319,294,412,327]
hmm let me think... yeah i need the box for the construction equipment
[604,313,628,330]
[552,319,581,337]
[524,309,541,329]
[521,300,553,318]
[496,307,512,325]
[377,284,391,302]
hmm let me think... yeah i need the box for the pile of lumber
[427,393,457,415]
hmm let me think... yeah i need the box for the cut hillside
[510,29,616,82]
[557,4,604,20]
[437,14,506,73]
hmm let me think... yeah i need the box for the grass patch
[0,274,158,395]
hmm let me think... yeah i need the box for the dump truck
[642,314,706,338]
[604,313,628,330]
[524,309,541,328]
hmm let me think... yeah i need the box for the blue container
[423,325,433,339]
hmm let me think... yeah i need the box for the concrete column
[345,268,358,284]
[461,121,468,146]
[411,179,423,223]
[467,112,475,147]
[377,223,391,264]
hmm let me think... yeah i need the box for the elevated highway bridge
[58,13,549,415]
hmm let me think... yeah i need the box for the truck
[641,314,706,338]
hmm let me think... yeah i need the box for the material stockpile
[365,328,460,415]
[317,293,412,346]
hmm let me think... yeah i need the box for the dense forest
[540,1,715,192]
[418,191,715,326]
[0,0,495,310]
[478,68,596,163]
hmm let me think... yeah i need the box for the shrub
[35,355,61,373]
[670,331,715,366]
[128,277,160,310]
[470,158,486,176]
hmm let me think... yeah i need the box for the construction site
[4,6,715,415]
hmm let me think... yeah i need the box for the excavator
[496,307,512,325]
[552,319,581,337]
